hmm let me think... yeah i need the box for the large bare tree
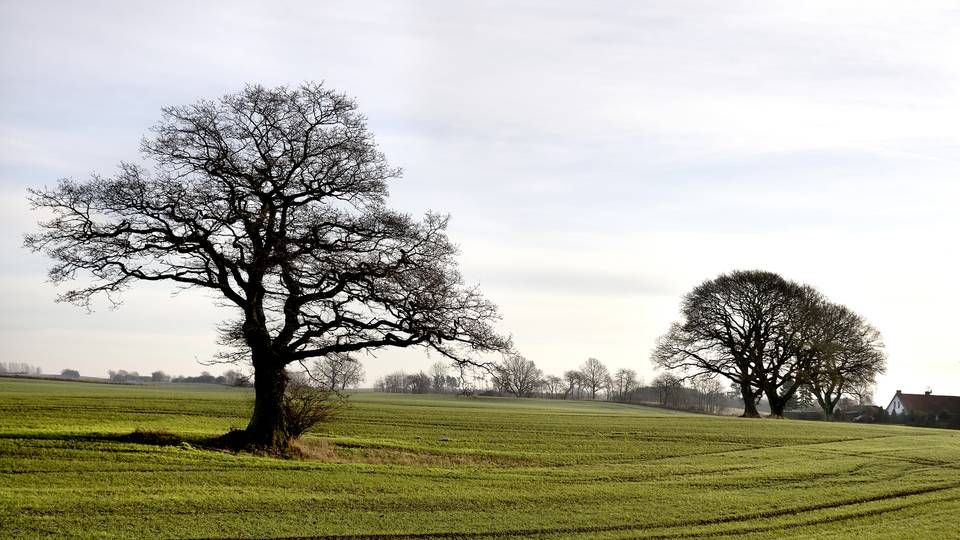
[652,270,797,417]
[803,303,886,418]
[25,83,511,451]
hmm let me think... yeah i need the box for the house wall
[887,396,905,415]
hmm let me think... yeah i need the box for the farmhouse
[886,390,960,427]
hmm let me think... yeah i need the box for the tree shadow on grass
[0,428,307,458]
[1,429,216,449]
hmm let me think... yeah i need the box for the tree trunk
[767,397,786,418]
[823,398,838,420]
[740,384,761,418]
[245,363,290,451]
[765,382,800,419]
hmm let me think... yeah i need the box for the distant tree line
[103,369,251,386]
[374,362,460,394]
[0,362,42,375]
[371,357,742,415]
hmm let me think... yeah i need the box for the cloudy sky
[2,1,959,402]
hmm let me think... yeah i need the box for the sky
[2,1,959,403]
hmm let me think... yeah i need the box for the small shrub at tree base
[283,378,345,438]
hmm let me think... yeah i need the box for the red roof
[894,393,960,415]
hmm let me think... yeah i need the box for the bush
[283,377,345,438]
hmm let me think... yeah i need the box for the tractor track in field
[262,482,960,540]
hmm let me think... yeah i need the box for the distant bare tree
[310,353,364,392]
[430,361,449,393]
[563,370,583,400]
[580,358,609,400]
[151,370,171,383]
[543,375,564,398]
[495,355,542,398]
[612,368,638,401]
[653,373,684,408]
[406,371,432,394]
[690,375,724,414]
[379,371,406,393]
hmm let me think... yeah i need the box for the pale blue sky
[2,1,959,402]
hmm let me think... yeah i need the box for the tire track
[259,482,960,540]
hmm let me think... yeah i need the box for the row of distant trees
[102,369,251,386]
[0,362,42,375]
[374,362,460,394]
[48,354,365,393]
[372,357,740,415]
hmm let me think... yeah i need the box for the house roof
[893,393,960,415]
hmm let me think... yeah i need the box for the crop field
[1,378,959,538]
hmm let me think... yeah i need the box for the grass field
[1,378,959,539]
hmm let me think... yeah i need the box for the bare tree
[429,361,449,393]
[378,371,406,393]
[24,83,512,452]
[612,368,638,401]
[495,355,542,397]
[562,370,582,400]
[282,372,344,438]
[804,303,886,418]
[405,371,432,394]
[579,358,610,400]
[652,270,808,417]
[653,372,684,408]
[222,369,250,387]
[543,375,564,398]
[690,375,724,414]
[309,353,364,392]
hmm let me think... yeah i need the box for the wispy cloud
[2,1,959,399]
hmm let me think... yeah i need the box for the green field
[1,378,959,539]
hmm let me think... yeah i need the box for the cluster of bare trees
[375,362,461,394]
[652,270,886,419]
[486,357,620,399]
[647,373,730,414]
[551,360,643,401]
[305,353,364,392]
